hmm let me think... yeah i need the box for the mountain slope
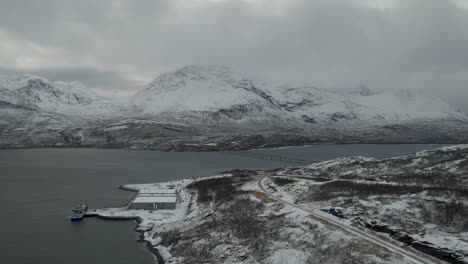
[272,85,467,124]
[1,66,468,150]
[130,65,281,113]
[129,65,293,129]
[0,74,116,116]
[129,65,467,128]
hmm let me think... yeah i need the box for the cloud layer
[1,0,467,111]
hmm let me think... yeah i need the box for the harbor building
[129,188,178,210]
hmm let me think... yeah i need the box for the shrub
[271,176,296,186]
[420,200,468,232]
[159,229,183,247]
[220,198,266,240]
[304,180,468,201]
[187,177,238,204]
[391,172,464,189]
[172,241,213,263]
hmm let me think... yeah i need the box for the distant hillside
[1,66,467,150]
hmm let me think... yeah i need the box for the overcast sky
[0,0,467,112]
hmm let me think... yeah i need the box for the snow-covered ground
[87,145,468,263]
[269,145,468,264]
[90,180,192,226]
[93,174,415,263]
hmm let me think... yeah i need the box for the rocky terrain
[1,66,468,151]
[270,144,468,263]
[93,144,468,263]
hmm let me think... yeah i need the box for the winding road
[257,175,435,264]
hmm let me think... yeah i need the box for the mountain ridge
[0,74,119,117]
[1,65,467,150]
[129,65,467,127]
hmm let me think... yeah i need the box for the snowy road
[257,175,436,264]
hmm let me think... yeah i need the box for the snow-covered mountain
[273,85,467,124]
[129,65,291,128]
[0,74,115,116]
[131,65,281,112]
[130,65,467,126]
[1,66,468,150]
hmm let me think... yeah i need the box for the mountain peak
[143,65,237,93]
[172,65,232,76]
[131,65,279,113]
[0,74,51,90]
[0,73,114,116]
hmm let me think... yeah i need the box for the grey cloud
[0,0,467,112]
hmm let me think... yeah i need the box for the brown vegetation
[158,198,283,263]
[246,190,276,203]
[294,176,332,182]
[270,176,297,186]
[187,175,253,204]
[390,172,466,189]
[420,200,468,232]
[304,180,468,201]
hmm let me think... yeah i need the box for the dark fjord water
[0,144,449,264]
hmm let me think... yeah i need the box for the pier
[224,151,315,166]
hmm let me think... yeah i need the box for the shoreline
[85,180,193,264]
[0,140,463,152]
[85,185,164,264]
[84,213,165,264]
[80,145,468,263]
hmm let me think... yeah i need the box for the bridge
[224,151,315,166]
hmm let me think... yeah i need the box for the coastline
[81,145,468,263]
[85,180,194,264]
[84,212,165,264]
[6,143,466,263]
[0,140,464,152]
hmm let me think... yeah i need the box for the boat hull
[70,204,87,221]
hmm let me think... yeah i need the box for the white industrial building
[129,188,179,210]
